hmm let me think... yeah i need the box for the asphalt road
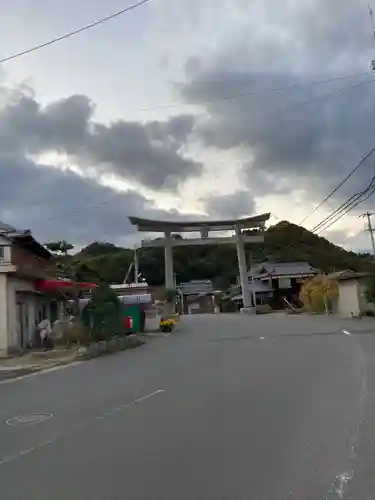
[0,313,375,499]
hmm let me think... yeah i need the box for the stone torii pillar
[164,230,175,289]
[235,226,251,309]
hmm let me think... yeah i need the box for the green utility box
[121,304,142,333]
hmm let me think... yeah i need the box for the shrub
[59,322,90,347]
[255,304,273,315]
[82,284,122,340]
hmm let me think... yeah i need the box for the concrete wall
[336,279,375,317]
[7,277,18,350]
[337,280,361,317]
[2,277,46,352]
[0,274,8,354]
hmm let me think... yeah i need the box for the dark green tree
[82,284,122,341]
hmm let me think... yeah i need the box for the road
[0,313,375,499]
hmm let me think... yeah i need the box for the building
[329,270,372,318]
[0,225,58,354]
[228,281,274,309]
[0,223,96,355]
[229,261,318,308]
[179,280,215,314]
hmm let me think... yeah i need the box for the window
[0,244,11,263]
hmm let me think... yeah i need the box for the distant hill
[72,221,374,287]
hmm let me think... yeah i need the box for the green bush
[82,284,123,340]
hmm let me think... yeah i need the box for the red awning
[36,279,98,292]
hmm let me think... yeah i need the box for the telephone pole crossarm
[360,212,375,259]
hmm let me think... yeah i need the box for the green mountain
[72,222,374,287]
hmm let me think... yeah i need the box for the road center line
[0,389,165,468]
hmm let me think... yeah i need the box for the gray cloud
[0,81,206,246]
[0,86,201,189]
[202,191,256,219]
[178,0,375,212]
[0,154,209,248]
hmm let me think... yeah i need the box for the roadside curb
[0,336,147,383]
[68,336,146,362]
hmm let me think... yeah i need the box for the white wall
[7,277,18,350]
[0,274,8,354]
[337,281,361,317]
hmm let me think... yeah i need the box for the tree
[300,274,338,313]
[81,284,122,341]
[45,240,74,256]
[46,240,98,316]
[365,273,375,304]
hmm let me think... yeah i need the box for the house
[228,280,274,309]
[179,280,216,314]
[329,270,372,318]
[0,223,89,354]
[229,261,318,309]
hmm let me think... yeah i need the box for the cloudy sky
[1,0,375,250]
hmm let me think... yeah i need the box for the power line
[139,71,372,112]
[300,145,375,226]
[312,175,375,233]
[312,172,375,234]
[316,185,375,234]
[0,0,152,65]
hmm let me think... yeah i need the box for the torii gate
[128,213,270,311]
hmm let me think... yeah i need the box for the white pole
[164,231,174,289]
[134,246,139,284]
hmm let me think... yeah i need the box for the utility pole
[360,212,375,260]
[369,4,375,70]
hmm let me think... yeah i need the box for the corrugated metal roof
[328,270,369,281]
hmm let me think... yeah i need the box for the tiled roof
[250,261,318,278]
[0,220,51,259]
[0,220,18,233]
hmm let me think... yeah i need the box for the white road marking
[134,389,165,403]
[96,390,165,419]
[343,330,351,335]
[0,389,165,467]
[6,413,54,426]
